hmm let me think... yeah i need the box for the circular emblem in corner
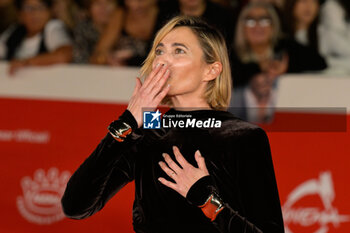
[16,167,71,225]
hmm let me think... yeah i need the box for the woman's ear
[203,61,222,81]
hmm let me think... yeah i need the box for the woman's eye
[175,48,185,54]
[155,49,163,55]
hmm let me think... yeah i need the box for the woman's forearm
[26,46,73,66]
[61,110,141,219]
[90,8,124,64]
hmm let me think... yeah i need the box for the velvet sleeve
[61,110,142,219]
[216,127,284,232]
[187,127,284,233]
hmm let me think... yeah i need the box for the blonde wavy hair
[235,2,281,62]
[140,15,232,111]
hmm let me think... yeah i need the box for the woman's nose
[158,56,170,66]
[153,57,171,69]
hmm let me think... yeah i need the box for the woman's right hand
[127,63,171,128]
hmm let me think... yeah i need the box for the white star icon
[150,110,161,122]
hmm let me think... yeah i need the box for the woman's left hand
[158,146,209,198]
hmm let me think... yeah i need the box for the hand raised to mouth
[127,63,171,128]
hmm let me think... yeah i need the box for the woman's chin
[166,89,176,97]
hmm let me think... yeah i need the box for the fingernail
[165,69,170,74]
[156,63,160,68]
[196,150,201,156]
[162,153,166,158]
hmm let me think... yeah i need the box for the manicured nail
[162,153,166,158]
[196,150,201,156]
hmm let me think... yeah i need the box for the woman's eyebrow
[156,43,164,48]
[155,42,188,50]
[173,43,188,50]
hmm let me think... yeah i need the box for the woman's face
[125,0,156,13]
[293,0,319,27]
[20,0,51,35]
[90,0,116,26]
[152,26,210,97]
[244,7,273,47]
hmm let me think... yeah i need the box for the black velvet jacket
[61,109,285,233]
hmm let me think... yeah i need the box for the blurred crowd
[1,0,349,122]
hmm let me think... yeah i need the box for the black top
[72,19,100,64]
[61,109,285,233]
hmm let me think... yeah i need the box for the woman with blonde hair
[62,15,284,233]
[232,1,326,87]
[232,2,287,87]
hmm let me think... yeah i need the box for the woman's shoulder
[207,113,269,157]
[44,19,71,40]
[44,19,72,50]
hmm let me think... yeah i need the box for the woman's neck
[26,30,41,38]
[295,21,309,32]
[250,43,272,61]
[251,43,270,55]
[170,94,211,111]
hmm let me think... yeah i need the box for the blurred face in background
[19,0,51,36]
[90,0,116,26]
[179,0,204,9]
[244,7,273,47]
[124,0,156,14]
[293,0,319,27]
